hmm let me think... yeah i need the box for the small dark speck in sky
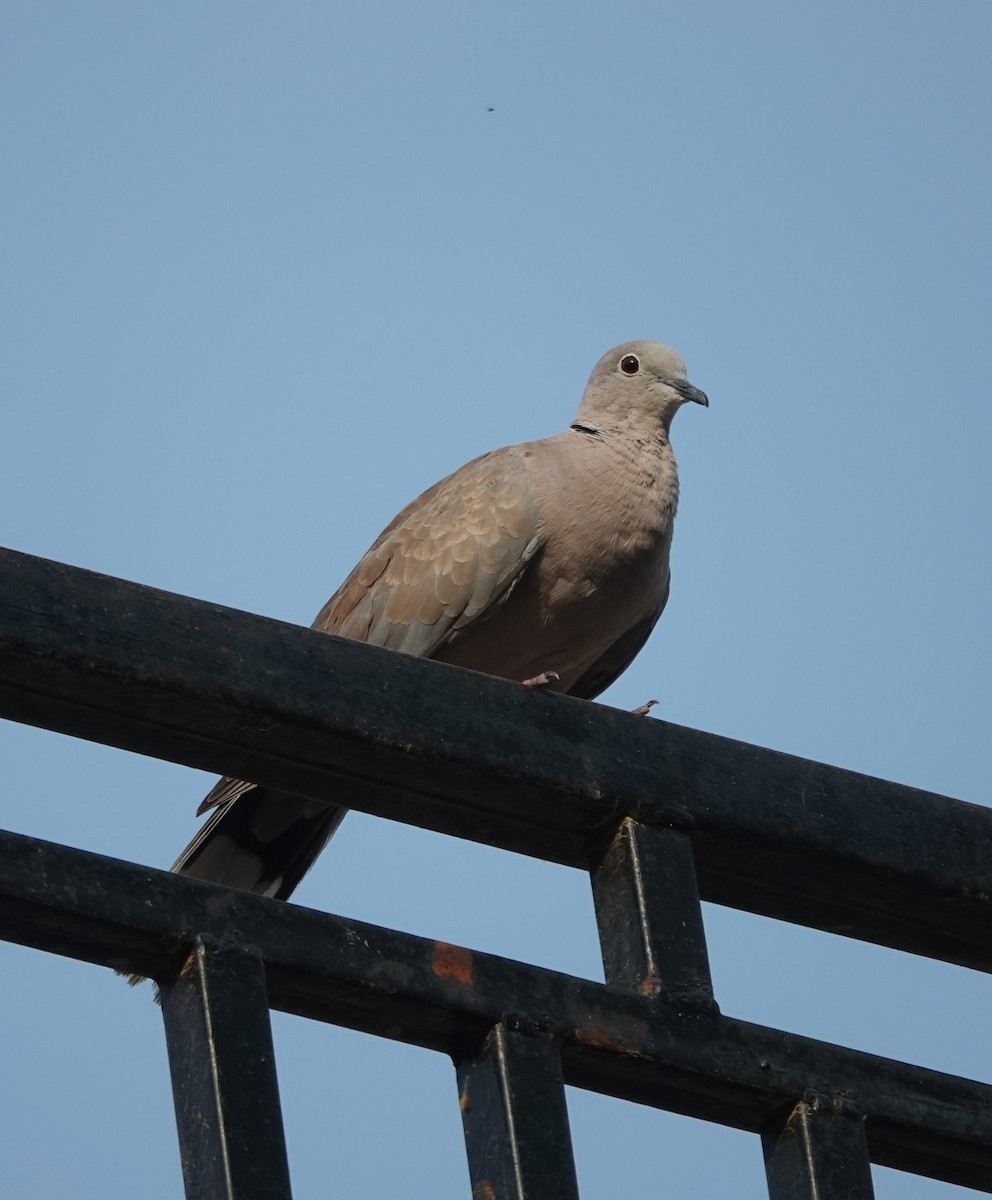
[487,106,495,112]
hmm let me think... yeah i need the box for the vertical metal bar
[159,937,293,1200]
[590,819,716,1011]
[762,1099,875,1200]
[456,1023,580,1200]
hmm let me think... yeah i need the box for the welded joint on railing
[590,818,718,1014]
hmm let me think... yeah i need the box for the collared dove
[170,340,707,899]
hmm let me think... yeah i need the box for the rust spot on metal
[574,1017,649,1057]
[459,1078,471,1113]
[638,968,662,998]
[472,1183,496,1200]
[432,941,474,988]
[574,1027,632,1054]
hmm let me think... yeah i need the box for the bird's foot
[522,670,561,689]
[631,699,659,717]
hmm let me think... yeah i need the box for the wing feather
[313,446,542,658]
[175,445,545,901]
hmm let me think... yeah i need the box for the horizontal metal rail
[0,826,989,1189]
[1,547,989,971]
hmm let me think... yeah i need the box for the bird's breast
[435,436,678,692]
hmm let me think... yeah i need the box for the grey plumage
[171,340,708,900]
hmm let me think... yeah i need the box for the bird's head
[573,340,708,438]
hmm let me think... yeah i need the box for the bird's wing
[312,445,544,657]
[190,446,543,857]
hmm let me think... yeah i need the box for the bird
[168,340,708,902]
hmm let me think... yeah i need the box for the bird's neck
[571,406,675,444]
[569,424,680,517]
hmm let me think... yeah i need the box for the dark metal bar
[456,1024,580,1200]
[0,827,988,1190]
[0,547,990,972]
[591,819,716,1011]
[762,1099,875,1199]
[159,939,293,1200]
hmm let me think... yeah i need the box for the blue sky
[1,3,990,1196]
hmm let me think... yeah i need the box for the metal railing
[0,547,989,1198]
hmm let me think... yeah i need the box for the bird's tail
[125,785,347,986]
[172,783,347,900]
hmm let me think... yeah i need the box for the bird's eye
[620,354,640,375]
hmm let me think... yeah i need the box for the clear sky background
[2,3,990,1197]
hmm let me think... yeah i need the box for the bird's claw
[522,670,561,689]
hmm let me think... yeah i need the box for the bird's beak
[673,379,709,407]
